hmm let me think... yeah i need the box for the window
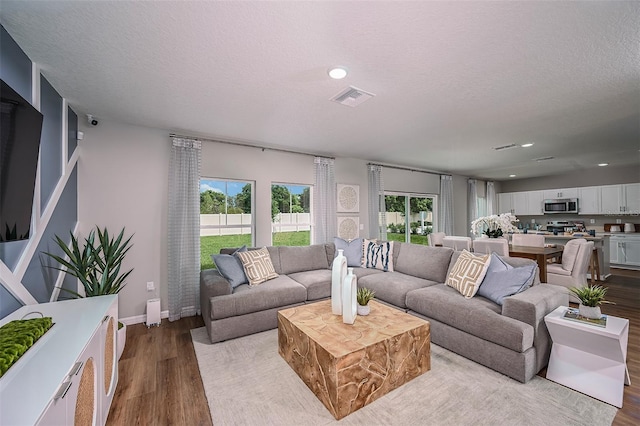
[385,193,436,245]
[199,178,254,270]
[477,196,487,219]
[271,183,311,246]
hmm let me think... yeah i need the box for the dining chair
[546,239,593,303]
[428,232,446,247]
[442,236,472,251]
[511,234,545,247]
[472,238,509,256]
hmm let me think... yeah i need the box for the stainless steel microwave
[543,198,578,214]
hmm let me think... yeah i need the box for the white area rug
[191,327,617,426]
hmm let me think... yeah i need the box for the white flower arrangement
[470,213,519,238]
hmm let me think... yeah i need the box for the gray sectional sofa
[199,242,568,383]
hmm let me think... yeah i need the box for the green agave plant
[569,285,614,307]
[44,226,133,298]
[356,287,375,306]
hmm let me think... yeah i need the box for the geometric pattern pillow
[362,239,394,272]
[236,247,279,286]
[445,250,490,299]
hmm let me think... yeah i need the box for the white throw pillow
[236,247,279,286]
[446,250,490,298]
[362,239,394,272]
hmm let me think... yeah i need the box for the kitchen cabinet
[543,188,578,200]
[526,191,545,215]
[498,192,514,215]
[624,183,640,215]
[0,296,118,426]
[512,192,529,215]
[601,184,640,215]
[578,186,600,215]
[610,235,640,268]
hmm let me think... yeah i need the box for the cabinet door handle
[69,361,83,376]
[54,381,72,400]
[102,315,110,323]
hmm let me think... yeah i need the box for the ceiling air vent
[330,86,375,107]
[534,156,555,162]
[492,143,517,151]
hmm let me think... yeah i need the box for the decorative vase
[357,304,370,316]
[342,268,357,324]
[579,304,602,319]
[331,249,347,315]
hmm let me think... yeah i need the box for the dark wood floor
[106,269,640,426]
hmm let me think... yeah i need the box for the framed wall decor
[337,184,359,213]
[337,216,359,240]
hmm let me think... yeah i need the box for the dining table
[508,245,564,283]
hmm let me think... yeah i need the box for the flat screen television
[0,79,44,242]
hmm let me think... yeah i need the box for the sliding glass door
[385,193,436,245]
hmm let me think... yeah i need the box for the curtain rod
[368,162,444,177]
[169,133,334,159]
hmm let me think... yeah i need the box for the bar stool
[589,247,601,283]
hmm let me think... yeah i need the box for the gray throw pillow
[212,246,248,289]
[334,237,363,267]
[477,253,536,305]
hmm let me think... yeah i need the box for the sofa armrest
[200,269,232,321]
[502,284,568,330]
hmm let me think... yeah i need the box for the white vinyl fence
[200,213,310,236]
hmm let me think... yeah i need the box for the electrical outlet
[531,219,536,224]
[590,219,595,224]
[616,219,622,224]
[146,281,155,292]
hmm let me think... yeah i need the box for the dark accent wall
[0,285,22,319]
[39,76,63,213]
[68,107,78,159]
[0,26,31,102]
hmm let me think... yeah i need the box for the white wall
[78,119,472,319]
[78,120,169,319]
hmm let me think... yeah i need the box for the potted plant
[356,287,375,316]
[44,226,133,359]
[569,285,614,319]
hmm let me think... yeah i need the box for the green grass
[387,232,429,246]
[200,231,310,270]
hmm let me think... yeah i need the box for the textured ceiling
[1,1,639,180]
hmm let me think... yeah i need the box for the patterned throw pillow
[446,250,490,298]
[236,247,279,286]
[362,239,394,272]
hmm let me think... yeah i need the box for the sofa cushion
[209,275,307,320]
[446,250,490,298]
[394,244,454,282]
[212,246,248,289]
[278,245,330,275]
[362,239,394,271]
[288,270,331,301]
[358,271,438,308]
[406,284,534,352]
[477,254,536,305]
[352,267,384,279]
[334,237,363,267]
[237,247,279,286]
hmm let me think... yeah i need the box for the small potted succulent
[356,287,375,316]
[569,285,614,319]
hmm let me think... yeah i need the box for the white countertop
[0,295,117,425]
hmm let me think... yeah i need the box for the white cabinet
[512,192,529,215]
[526,191,544,215]
[543,188,578,200]
[0,296,118,426]
[498,193,514,215]
[624,183,640,215]
[610,235,640,268]
[601,184,639,215]
[578,186,600,215]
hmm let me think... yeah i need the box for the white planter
[331,249,347,315]
[117,323,127,360]
[579,304,602,319]
[357,304,370,316]
[342,268,357,324]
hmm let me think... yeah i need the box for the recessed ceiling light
[509,174,517,177]
[521,143,534,148]
[328,66,348,79]
[598,163,609,167]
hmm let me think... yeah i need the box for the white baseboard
[120,310,169,326]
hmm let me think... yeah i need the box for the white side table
[544,306,630,408]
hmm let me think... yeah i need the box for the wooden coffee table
[277,300,430,420]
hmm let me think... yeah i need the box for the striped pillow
[362,239,394,272]
[446,250,490,298]
[236,247,279,286]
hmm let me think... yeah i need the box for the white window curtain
[439,175,454,235]
[367,165,387,240]
[468,179,478,237]
[486,181,496,215]
[313,157,336,244]
[168,137,201,321]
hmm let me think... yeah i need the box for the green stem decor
[0,317,54,377]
